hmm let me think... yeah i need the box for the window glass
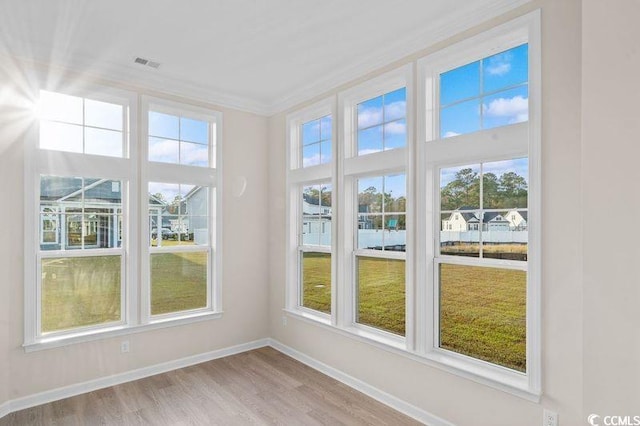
[148,111,210,167]
[439,263,526,372]
[440,44,528,138]
[151,251,207,315]
[301,115,332,167]
[38,90,124,157]
[357,174,406,251]
[301,251,331,314]
[356,257,405,336]
[148,183,208,247]
[39,176,123,250]
[357,89,406,154]
[41,255,121,333]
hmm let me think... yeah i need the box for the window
[285,12,539,398]
[286,98,335,318]
[419,12,540,396]
[26,87,223,348]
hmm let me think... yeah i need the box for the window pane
[301,252,331,314]
[440,99,480,139]
[440,165,480,211]
[358,215,383,249]
[483,210,528,261]
[356,257,405,336]
[149,137,179,164]
[440,61,480,106]
[384,174,406,212]
[482,85,529,129]
[39,90,83,124]
[302,119,320,145]
[358,125,383,155]
[301,184,331,247]
[440,210,480,257]
[85,127,123,158]
[320,115,332,141]
[84,99,123,131]
[439,263,526,372]
[320,139,332,164]
[41,255,121,333]
[180,117,208,144]
[358,177,383,214]
[357,96,383,129]
[383,88,406,122]
[482,158,528,210]
[151,251,207,315]
[40,121,83,153]
[149,111,179,139]
[149,183,208,247]
[383,119,406,150]
[40,177,122,250]
[302,143,321,168]
[482,44,528,93]
[180,141,209,167]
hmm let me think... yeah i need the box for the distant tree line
[440,168,527,211]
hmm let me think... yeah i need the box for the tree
[440,168,480,210]
[498,172,528,208]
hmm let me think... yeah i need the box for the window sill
[283,309,540,402]
[23,311,223,353]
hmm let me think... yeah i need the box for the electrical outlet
[282,315,287,326]
[120,340,130,353]
[543,409,558,426]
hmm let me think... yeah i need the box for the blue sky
[148,111,209,166]
[440,43,529,138]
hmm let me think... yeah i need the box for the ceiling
[0,0,528,115]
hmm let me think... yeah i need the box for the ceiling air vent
[133,57,161,69]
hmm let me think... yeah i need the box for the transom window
[357,88,407,155]
[38,90,126,157]
[148,110,211,167]
[301,115,332,167]
[440,44,528,138]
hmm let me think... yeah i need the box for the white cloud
[385,120,406,135]
[357,100,406,128]
[485,52,513,76]
[302,153,330,167]
[486,62,511,76]
[444,131,460,138]
[357,107,383,128]
[483,95,528,123]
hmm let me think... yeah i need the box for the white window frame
[24,82,224,351]
[417,11,541,398]
[339,65,414,349]
[141,96,223,324]
[286,97,336,325]
[25,83,138,347]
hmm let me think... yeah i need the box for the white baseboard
[0,401,10,419]
[5,338,270,416]
[268,338,454,426]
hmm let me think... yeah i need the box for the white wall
[582,0,640,416]
[0,63,270,402]
[268,1,585,425]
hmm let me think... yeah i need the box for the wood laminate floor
[0,347,422,425]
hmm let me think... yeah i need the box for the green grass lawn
[41,251,207,333]
[302,255,526,372]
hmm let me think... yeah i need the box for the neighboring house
[183,186,209,245]
[302,194,331,237]
[506,209,528,230]
[441,207,479,231]
[441,207,515,232]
